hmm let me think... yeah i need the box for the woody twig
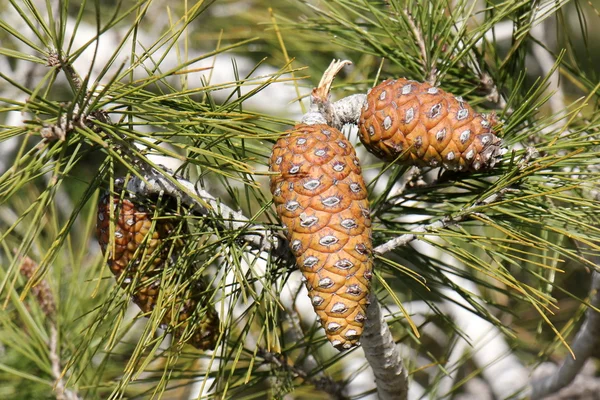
[20,256,79,400]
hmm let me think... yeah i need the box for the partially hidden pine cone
[96,194,219,350]
[358,78,503,171]
[269,123,373,350]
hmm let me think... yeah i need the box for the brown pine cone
[170,282,220,350]
[96,195,176,281]
[358,78,502,171]
[96,194,218,350]
[270,124,373,350]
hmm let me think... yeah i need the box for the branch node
[313,59,352,103]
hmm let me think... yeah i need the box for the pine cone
[96,194,219,350]
[96,195,176,280]
[170,282,220,350]
[358,78,502,171]
[269,124,373,350]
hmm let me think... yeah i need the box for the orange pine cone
[358,78,502,171]
[96,194,219,350]
[270,124,373,350]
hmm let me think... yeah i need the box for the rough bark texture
[530,271,600,399]
[361,292,409,400]
[125,172,290,258]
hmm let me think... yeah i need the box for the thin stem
[49,325,79,400]
[373,187,508,255]
[20,256,79,400]
[374,147,537,255]
[257,348,348,400]
[402,9,436,85]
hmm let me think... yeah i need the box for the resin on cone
[269,124,373,350]
[96,194,219,350]
[358,78,502,171]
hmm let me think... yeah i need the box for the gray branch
[20,256,80,400]
[300,93,366,130]
[361,292,409,400]
[330,94,367,129]
[49,325,80,400]
[373,191,502,255]
[363,148,535,400]
[125,172,289,259]
[529,271,600,399]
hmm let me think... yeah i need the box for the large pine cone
[269,124,373,350]
[96,194,219,350]
[358,78,502,171]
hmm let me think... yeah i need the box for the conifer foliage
[96,192,219,350]
[0,1,600,400]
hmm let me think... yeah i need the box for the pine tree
[1,1,600,399]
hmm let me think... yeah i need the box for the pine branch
[374,187,511,255]
[3,2,599,398]
[257,348,348,400]
[529,270,600,399]
[37,49,293,255]
[361,292,408,400]
[402,8,437,85]
[124,171,290,259]
[49,325,79,400]
[374,147,537,255]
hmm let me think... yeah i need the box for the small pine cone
[96,194,218,350]
[19,256,56,316]
[270,124,373,350]
[358,78,502,171]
